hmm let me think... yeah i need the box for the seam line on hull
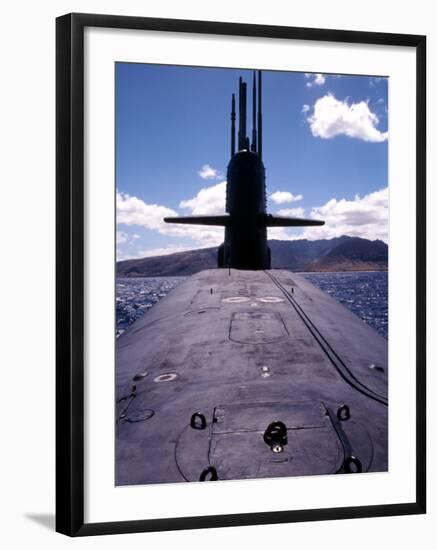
[265,271,388,407]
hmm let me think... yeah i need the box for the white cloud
[277,207,306,218]
[198,164,222,180]
[307,93,388,142]
[268,227,292,240]
[116,191,194,241]
[296,187,388,242]
[305,73,326,87]
[116,229,140,259]
[270,191,303,204]
[117,183,227,255]
[117,182,388,260]
[180,181,227,214]
[267,208,306,240]
[117,230,141,246]
[116,191,178,231]
[302,104,310,114]
[175,181,227,247]
[116,230,129,245]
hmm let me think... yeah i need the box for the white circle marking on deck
[222,296,250,303]
[154,373,178,383]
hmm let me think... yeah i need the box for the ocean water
[116,272,388,340]
[303,271,388,339]
[116,277,187,338]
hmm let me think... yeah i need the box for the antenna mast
[257,71,262,159]
[251,71,257,152]
[231,93,235,158]
[238,77,247,151]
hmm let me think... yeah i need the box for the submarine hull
[116,269,388,485]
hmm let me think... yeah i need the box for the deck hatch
[229,311,288,344]
[209,401,343,479]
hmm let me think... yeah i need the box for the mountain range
[116,236,388,277]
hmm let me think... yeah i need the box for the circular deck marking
[258,296,284,303]
[125,409,155,423]
[222,296,250,303]
[153,373,178,383]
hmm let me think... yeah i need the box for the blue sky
[116,63,388,260]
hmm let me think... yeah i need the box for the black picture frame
[56,12,426,537]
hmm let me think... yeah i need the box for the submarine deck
[116,269,388,485]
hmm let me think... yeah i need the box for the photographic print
[115,63,389,486]
[55,14,426,535]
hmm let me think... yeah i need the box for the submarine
[116,71,388,485]
[164,71,324,270]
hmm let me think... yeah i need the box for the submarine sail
[164,71,324,270]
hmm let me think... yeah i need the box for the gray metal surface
[116,269,388,485]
